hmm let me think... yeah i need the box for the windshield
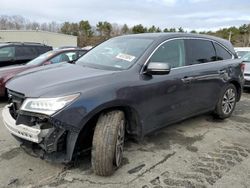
[242,52,250,62]
[76,37,153,70]
[26,51,55,65]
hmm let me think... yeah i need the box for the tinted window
[0,46,15,59]
[214,43,232,60]
[150,39,185,68]
[185,39,216,65]
[37,46,52,54]
[15,46,36,57]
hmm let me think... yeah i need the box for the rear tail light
[240,63,245,73]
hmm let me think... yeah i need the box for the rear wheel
[91,110,125,176]
[214,84,237,119]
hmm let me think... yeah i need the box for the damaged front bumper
[2,104,79,163]
[3,104,50,143]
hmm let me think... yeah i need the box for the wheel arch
[73,104,142,156]
[229,80,242,102]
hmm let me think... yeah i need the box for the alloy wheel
[114,120,125,167]
[222,88,236,115]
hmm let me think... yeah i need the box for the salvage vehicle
[0,48,87,97]
[242,52,250,88]
[0,42,52,67]
[2,33,244,176]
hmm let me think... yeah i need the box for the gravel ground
[0,92,250,188]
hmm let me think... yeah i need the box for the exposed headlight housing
[20,93,80,115]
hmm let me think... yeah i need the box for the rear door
[183,39,231,113]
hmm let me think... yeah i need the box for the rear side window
[185,39,216,65]
[150,39,186,68]
[214,43,232,60]
[15,46,36,57]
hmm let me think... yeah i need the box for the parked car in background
[0,48,87,97]
[235,47,250,58]
[3,33,244,176]
[242,52,250,88]
[0,42,52,67]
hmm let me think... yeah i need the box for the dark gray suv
[3,33,244,176]
[0,42,52,67]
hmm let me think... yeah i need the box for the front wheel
[214,84,237,119]
[91,110,125,176]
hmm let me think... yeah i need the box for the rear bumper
[2,105,44,143]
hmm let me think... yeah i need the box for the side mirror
[43,61,52,65]
[146,62,171,75]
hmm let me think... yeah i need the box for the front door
[139,39,196,133]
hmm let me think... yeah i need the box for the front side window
[0,46,15,59]
[76,37,154,70]
[214,43,232,60]
[185,39,216,65]
[150,39,186,68]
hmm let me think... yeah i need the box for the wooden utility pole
[229,31,232,42]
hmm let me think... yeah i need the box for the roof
[119,32,235,54]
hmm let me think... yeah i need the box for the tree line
[0,15,250,47]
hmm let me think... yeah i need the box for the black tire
[214,84,237,119]
[91,110,125,176]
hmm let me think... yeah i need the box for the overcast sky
[1,0,250,31]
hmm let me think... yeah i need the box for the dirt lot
[0,92,250,188]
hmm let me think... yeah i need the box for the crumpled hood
[6,63,117,97]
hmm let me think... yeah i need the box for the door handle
[181,76,194,83]
[218,70,227,75]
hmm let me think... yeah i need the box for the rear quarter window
[214,43,232,60]
[36,46,52,55]
[185,39,216,65]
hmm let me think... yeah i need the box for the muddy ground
[0,92,250,188]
